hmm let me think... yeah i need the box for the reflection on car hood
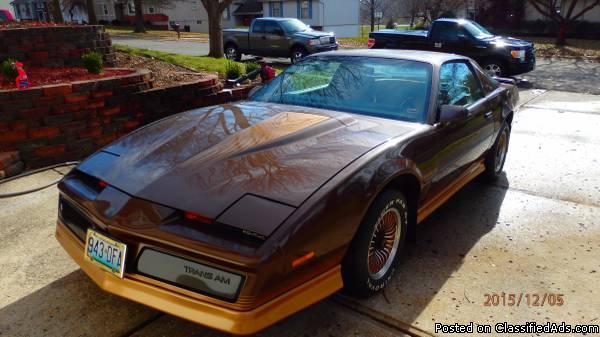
[294,30,334,39]
[483,35,533,48]
[77,102,419,218]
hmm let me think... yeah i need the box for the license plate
[84,229,127,278]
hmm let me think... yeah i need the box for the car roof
[255,17,295,22]
[311,49,470,66]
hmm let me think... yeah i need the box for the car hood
[293,30,334,39]
[482,35,533,48]
[76,102,419,219]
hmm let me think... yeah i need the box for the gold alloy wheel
[495,129,508,173]
[367,208,401,280]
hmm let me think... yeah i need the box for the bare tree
[85,0,97,24]
[50,0,64,22]
[529,0,599,46]
[200,0,235,58]
[134,0,145,32]
[423,0,465,23]
[360,0,388,32]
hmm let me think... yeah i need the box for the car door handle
[262,36,266,40]
[484,111,493,119]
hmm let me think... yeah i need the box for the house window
[270,2,282,17]
[191,0,198,11]
[222,5,230,19]
[148,6,155,14]
[300,0,311,19]
[102,4,109,15]
[128,2,135,15]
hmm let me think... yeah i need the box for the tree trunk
[51,0,64,22]
[206,4,224,58]
[134,0,146,33]
[86,0,97,24]
[556,21,568,46]
[370,0,375,32]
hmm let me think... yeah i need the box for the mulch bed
[115,51,211,88]
[0,22,79,29]
[0,67,134,90]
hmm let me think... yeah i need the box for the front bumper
[508,57,536,76]
[55,220,343,335]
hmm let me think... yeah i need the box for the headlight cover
[511,49,526,60]
[216,194,296,238]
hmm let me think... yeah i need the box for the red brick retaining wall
[0,69,253,175]
[0,25,115,67]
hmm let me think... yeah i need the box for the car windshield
[464,21,493,38]
[280,19,310,33]
[251,56,432,123]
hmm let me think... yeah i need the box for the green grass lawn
[105,25,208,39]
[114,44,286,77]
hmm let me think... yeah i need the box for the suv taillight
[367,38,375,48]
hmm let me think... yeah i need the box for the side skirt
[416,161,485,224]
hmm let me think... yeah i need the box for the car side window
[0,12,6,22]
[264,21,282,35]
[252,21,265,33]
[431,22,467,42]
[439,62,484,107]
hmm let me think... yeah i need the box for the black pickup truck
[368,19,535,77]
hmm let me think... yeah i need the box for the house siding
[261,0,358,37]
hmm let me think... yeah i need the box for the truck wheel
[342,189,408,298]
[225,44,241,61]
[484,122,510,181]
[482,59,505,77]
[291,47,307,64]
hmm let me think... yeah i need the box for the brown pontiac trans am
[55,50,517,334]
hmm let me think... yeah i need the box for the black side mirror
[274,28,284,36]
[438,105,469,124]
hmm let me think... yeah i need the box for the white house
[8,0,360,37]
[258,0,359,37]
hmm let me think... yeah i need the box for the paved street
[1,88,599,337]
[112,36,600,95]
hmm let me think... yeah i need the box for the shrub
[225,61,242,80]
[245,61,260,75]
[385,19,395,29]
[82,51,104,74]
[1,59,18,82]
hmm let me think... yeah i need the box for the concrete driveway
[112,36,600,95]
[1,89,599,337]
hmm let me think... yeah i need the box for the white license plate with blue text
[84,229,127,278]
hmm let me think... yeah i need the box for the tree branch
[571,0,600,21]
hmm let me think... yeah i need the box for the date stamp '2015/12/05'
[483,292,564,307]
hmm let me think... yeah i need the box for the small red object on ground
[15,62,30,90]
[260,64,276,83]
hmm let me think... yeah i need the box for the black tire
[290,46,308,64]
[342,189,408,298]
[481,59,506,77]
[224,44,241,61]
[484,122,510,180]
